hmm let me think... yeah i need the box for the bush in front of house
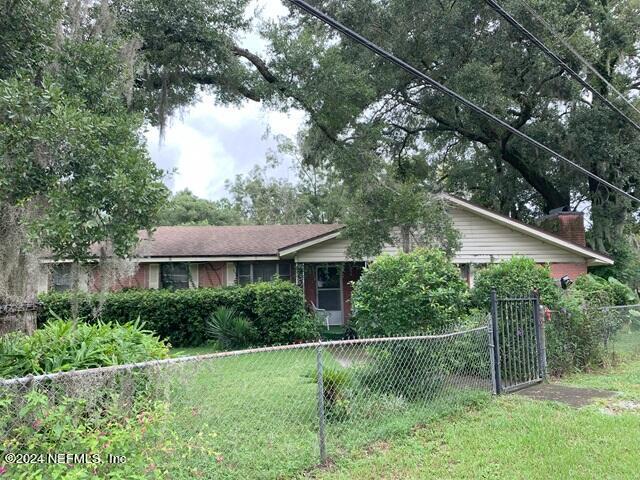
[471,257,560,308]
[38,280,319,348]
[544,291,625,375]
[570,274,638,307]
[0,317,169,377]
[351,248,470,337]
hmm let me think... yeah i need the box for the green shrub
[545,293,615,375]
[207,307,256,350]
[38,280,319,347]
[310,366,352,419]
[472,257,560,308]
[351,248,470,336]
[0,318,169,377]
[356,344,445,401]
[245,280,319,345]
[1,388,183,479]
[570,274,638,307]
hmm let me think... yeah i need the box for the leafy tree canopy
[157,189,244,226]
[106,0,639,269]
[0,0,167,300]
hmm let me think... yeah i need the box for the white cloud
[146,120,235,199]
[145,97,306,200]
[144,1,308,200]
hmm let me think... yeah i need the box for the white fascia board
[442,194,614,266]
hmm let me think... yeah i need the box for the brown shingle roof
[124,224,343,258]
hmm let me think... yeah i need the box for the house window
[160,263,190,290]
[237,262,292,285]
[52,264,72,292]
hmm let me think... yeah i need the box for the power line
[483,0,640,133]
[286,0,640,206]
[516,0,640,120]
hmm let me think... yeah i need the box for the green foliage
[351,249,470,336]
[472,257,560,308]
[207,307,256,350]
[158,189,244,226]
[39,281,318,347]
[545,294,612,376]
[356,345,444,401]
[592,237,640,291]
[225,159,347,225]
[259,0,640,261]
[0,4,168,265]
[570,274,638,307]
[310,366,352,419]
[0,318,169,377]
[343,188,461,260]
[1,389,174,479]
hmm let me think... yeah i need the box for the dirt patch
[599,400,640,415]
[514,383,616,407]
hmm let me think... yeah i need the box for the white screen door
[316,266,343,326]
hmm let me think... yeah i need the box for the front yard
[313,331,640,480]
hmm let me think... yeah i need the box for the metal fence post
[532,291,547,381]
[490,288,502,395]
[316,342,327,465]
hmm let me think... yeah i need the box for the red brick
[342,264,362,323]
[89,264,148,291]
[199,262,226,287]
[538,212,586,247]
[303,268,317,307]
[550,262,587,280]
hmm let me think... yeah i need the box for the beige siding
[295,238,400,263]
[295,208,585,264]
[450,207,583,264]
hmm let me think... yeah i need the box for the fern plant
[206,307,257,350]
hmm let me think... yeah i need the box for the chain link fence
[544,303,640,375]
[598,304,640,359]
[0,325,491,478]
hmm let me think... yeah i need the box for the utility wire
[483,0,640,133]
[516,0,640,120]
[286,0,640,206]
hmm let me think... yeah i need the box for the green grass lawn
[149,343,490,479]
[312,331,640,480]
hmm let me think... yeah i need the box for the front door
[316,266,343,326]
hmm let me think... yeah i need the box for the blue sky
[144,0,305,200]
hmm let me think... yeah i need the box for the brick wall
[550,262,588,280]
[342,264,362,323]
[89,264,148,292]
[303,268,317,307]
[199,262,226,287]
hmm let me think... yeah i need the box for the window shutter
[37,266,49,293]
[226,262,236,286]
[148,264,160,289]
[189,264,199,288]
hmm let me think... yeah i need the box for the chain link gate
[489,289,547,394]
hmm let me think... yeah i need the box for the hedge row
[38,281,319,347]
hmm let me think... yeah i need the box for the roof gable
[442,194,613,266]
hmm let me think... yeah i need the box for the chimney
[537,208,586,247]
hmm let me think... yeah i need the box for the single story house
[39,194,613,326]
